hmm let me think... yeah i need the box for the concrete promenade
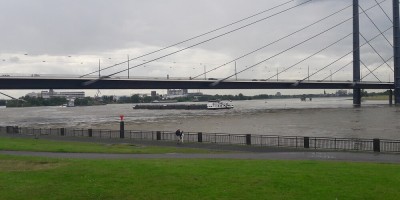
[1,133,400,163]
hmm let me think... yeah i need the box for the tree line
[1,90,392,107]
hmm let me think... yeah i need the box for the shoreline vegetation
[1,136,400,199]
[0,90,392,108]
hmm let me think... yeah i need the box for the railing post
[88,129,92,137]
[60,128,65,136]
[156,131,161,140]
[246,134,251,145]
[198,132,203,143]
[6,126,12,134]
[6,126,18,134]
[373,138,380,152]
[304,137,310,148]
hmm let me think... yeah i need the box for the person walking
[175,129,184,144]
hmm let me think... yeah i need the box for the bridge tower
[394,0,400,104]
[353,0,361,106]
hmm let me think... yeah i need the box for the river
[1,97,399,140]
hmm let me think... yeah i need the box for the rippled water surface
[1,97,399,139]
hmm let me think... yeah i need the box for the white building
[39,89,85,99]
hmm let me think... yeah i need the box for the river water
[1,97,399,140]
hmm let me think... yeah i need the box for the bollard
[88,129,93,137]
[389,90,393,105]
[246,134,251,145]
[156,131,161,140]
[373,138,380,152]
[304,137,310,148]
[119,115,125,139]
[120,121,125,139]
[60,128,65,136]
[198,132,203,143]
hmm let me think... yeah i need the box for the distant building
[335,90,348,96]
[26,92,41,98]
[276,92,282,96]
[167,89,188,96]
[164,89,193,98]
[39,89,85,99]
[151,91,157,97]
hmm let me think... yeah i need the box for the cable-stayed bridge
[0,0,399,105]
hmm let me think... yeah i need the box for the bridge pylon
[394,0,400,104]
[353,0,361,106]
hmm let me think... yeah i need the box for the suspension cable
[209,0,388,84]
[360,60,382,82]
[360,32,394,71]
[362,56,393,80]
[320,60,352,81]
[80,0,307,78]
[265,32,352,81]
[359,5,393,47]
[211,17,352,84]
[300,26,392,81]
[374,0,393,23]
[191,3,353,80]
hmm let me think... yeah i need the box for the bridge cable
[80,0,304,78]
[94,0,314,78]
[264,32,352,81]
[320,60,352,81]
[360,32,394,72]
[191,3,353,80]
[209,0,388,84]
[324,56,393,82]
[210,17,353,85]
[360,60,382,82]
[359,5,393,47]
[300,26,392,82]
[362,56,393,80]
[374,0,393,23]
[0,92,25,101]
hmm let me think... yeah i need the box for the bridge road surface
[1,133,400,163]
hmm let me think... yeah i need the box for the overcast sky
[0,0,396,98]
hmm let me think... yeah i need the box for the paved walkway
[1,133,400,163]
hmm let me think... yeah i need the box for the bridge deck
[0,77,394,90]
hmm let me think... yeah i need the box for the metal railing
[0,126,398,153]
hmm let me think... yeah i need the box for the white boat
[207,101,234,110]
[61,99,75,107]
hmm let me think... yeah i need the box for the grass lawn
[0,154,399,200]
[363,95,393,101]
[0,136,217,154]
[1,135,400,199]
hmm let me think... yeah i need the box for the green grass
[363,95,394,100]
[0,136,216,154]
[1,136,400,199]
[0,155,399,200]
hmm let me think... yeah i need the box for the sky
[0,0,396,98]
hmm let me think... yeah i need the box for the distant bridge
[0,76,394,90]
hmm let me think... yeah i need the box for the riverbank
[363,95,394,100]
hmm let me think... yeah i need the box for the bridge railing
[0,126,398,153]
